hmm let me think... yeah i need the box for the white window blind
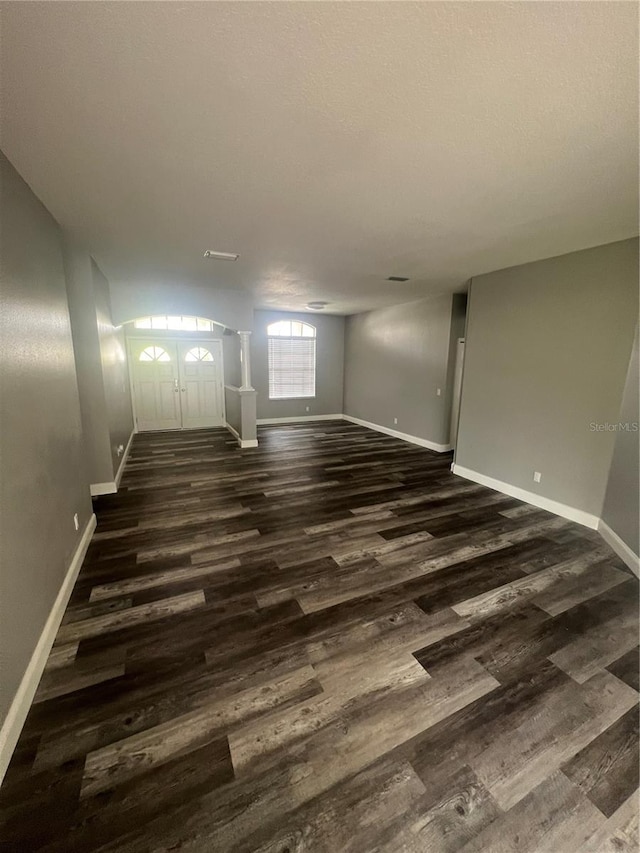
[268,337,316,399]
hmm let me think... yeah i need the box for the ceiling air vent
[387,276,409,282]
[203,250,239,261]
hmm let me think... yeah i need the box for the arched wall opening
[122,315,256,447]
[123,315,235,433]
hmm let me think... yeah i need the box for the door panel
[158,370,180,419]
[138,380,160,422]
[178,342,224,428]
[130,341,181,431]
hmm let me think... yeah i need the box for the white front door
[129,338,224,431]
[130,341,182,431]
[177,342,224,428]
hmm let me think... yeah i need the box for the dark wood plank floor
[1,421,638,852]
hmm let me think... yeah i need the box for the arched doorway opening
[124,315,226,431]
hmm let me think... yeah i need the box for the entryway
[128,338,224,431]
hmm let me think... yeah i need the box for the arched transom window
[134,316,216,332]
[267,320,316,338]
[185,346,214,362]
[267,320,316,399]
[139,346,171,362]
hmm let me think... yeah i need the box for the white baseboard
[92,430,134,496]
[90,481,117,497]
[0,513,97,784]
[342,414,451,453]
[224,422,258,449]
[224,422,241,443]
[597,519,640,577]
[114,430,134,488]
[257,414,344,425]
[451,464,600,529]
[256,413,450,455]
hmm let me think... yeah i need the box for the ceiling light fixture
[387,276,409,282]
[203,250,239,261]
[307,302,328,310]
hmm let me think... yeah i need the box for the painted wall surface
[225,387,242,435]
[0,152,92,724]
[222,332,242,388]
[601,324,639,556]
[110,280,254,331]
[92,261,134,477]
[252,310,345,420]
[241,392,258,442]
[343,294,456,445]
[443,292,468,441]
[456,239,639,517]
[63,242,113,485]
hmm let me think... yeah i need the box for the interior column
[238,330,254,391]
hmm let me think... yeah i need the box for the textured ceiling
[1,2,638,314]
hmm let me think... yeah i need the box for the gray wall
[601,324,639,556]
[92,261,134,477]
[223,387,257,443]
[456,238,639,518]
[252,310,345,420]
[225,387,242,435]
[443,292,468,441]
[222,332,242,388]
[241,392,257,442]
[110,280,254,331]
[64,247,134,486]
[0,152,92,724]
[343,294,458,446]
[64,243,113,484]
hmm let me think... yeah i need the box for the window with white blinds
[267,321,316,399]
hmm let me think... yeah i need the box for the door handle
[174,379,179,393]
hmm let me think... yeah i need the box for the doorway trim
[449,337,466,450]
[127,336,226,433]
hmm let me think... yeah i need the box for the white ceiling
[1,2,638,315]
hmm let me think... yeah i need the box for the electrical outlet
[393,417,398,425]
[305,406,310,412]
[436,388,441,396]
[73,513,79,531]
[533,471,542,483]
